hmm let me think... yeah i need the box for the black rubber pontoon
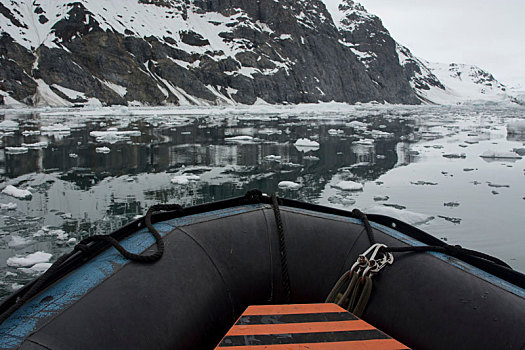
[1,193,524,349]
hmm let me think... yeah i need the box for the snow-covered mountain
[0,0,517,107]
[325,0,515,106]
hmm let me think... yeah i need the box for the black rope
[0,203,182,324]
[352,209,376,245]
[271,193,291,302]
[383,245,511,268]
[351,209,511,269]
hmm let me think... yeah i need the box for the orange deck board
[215,303,409,349]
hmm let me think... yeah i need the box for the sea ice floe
[95,146,111,154]
[480,150,522,159]
[346,120,368,130]
[332,181,363,191]
[328,195,356,206]
[294,138,320,152]
[171,174,200,185]
[364,206,434,226]
[264,155,282,161]
[224,135,255,143]
[8,235,34,247]
[90,130,141,143]
[352,139,374,145]
[278,181,302,189]
[7,251,52,267]
[0,202,17,210]
[2,185,32,199]
[11,283,23,291]
[5,147,29,155]
[21,141,48,149]
[18,263,52,275]
[328,129,344,135]
[41,124,71,133]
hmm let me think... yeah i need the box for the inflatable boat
[1,191,524,349]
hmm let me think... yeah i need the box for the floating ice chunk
[0,202,17,210]
[22,130,41,136]
[96,146,111,154]
[507,120,525,134]
[480,150,522,159]
[51,229,69,240]
[5,147,29,155]
[278,181,302,189]
[0,120,19,131]
[90,130,141,143]
[171,174,200,185]
[332,181,363,191]
[18,263,52,275]
[328,195,356,206]
[367,130,393,138]
[2,185,32,199]
[352,139,374,145]
[303,155,320,161]
[67,238,77,244]
[69,153,78,158]
[41,124,71,132]
[7,251,52,267]
[8,235,34,247]
[21,141,48,149]
[11,283,23,291]
[225,135,254,142]
[264,155,282,161]
[365,206,434,226]
[346,121,368,130]
[294,138,319,149]
[328,129,344,135]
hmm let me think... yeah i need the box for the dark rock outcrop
[0,0,443,106]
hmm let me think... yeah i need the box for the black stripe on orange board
[219,329,389,347]
[236,312,357,325]
[242,304,343,315]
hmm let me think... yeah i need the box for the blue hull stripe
[0,204,263,349]
[287,207,525,299]
[1,204,523,348]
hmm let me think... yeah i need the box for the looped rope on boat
[0,203,182,324]
[76,203,182,263]
[327,208,512,316]
[271,193,292,302]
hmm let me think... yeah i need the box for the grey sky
[325,0,525,87]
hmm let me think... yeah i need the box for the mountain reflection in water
[1,105,524,299]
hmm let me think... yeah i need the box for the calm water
[0,104,524,300]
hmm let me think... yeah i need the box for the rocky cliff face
[328,0,420,104]
[0,0,512,107]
